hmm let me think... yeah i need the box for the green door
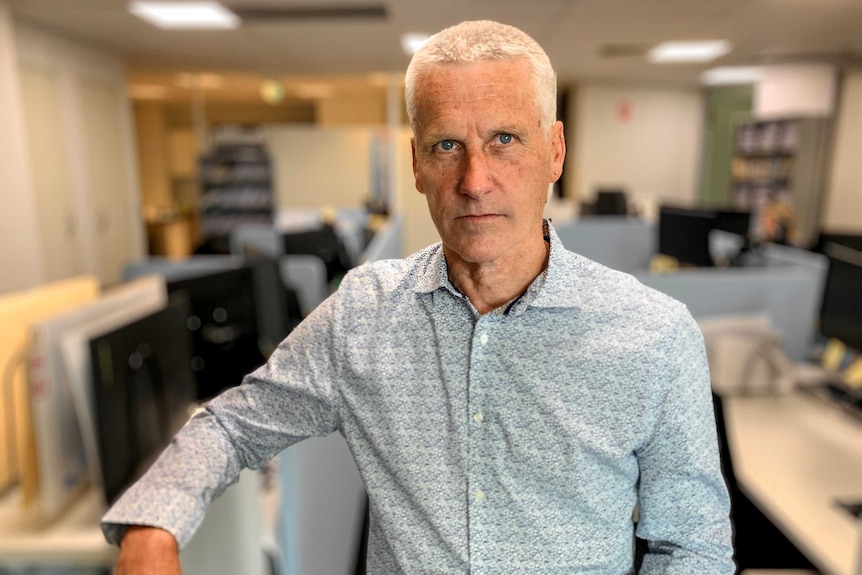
[700,85,753,205]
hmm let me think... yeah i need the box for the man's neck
[444,236,550,315]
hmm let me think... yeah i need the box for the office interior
[0,1,861,574]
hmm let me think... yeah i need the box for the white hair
[405,20,557,132]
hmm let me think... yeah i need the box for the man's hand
[115,525,181,575]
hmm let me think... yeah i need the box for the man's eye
[436,140,457,152]
[497,133,514,145]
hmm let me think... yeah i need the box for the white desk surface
[724,392,862,575]
[0,486,117,566]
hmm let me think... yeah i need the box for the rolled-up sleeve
[101,290,344,548]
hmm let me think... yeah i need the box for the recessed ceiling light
[401,33,430,56]
[129,2,240,29]
[260,79,285,105]
[701,66,763,85]
[648,40,731,63]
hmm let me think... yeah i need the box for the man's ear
[549,121,566,183]
[411,137,425,194]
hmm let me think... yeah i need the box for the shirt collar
[410,220,582,310]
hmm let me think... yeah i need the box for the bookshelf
[199,141,274,254]
[730,116,830,247]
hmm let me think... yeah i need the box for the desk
[0,487,116,567]
[0,468,272,574]
[724,392,862,575]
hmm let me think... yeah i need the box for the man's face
[411,59,565,267]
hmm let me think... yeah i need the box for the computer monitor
[282,224,352,283]
[658,206,717,267]
[245,255,301,352]
[167,266,267,401]
[658,205,752,267]
[714,209,752,238]
[594,189,628,216]
[89,295,195,504]
[820,243,862,354]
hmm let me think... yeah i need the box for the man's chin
[442,240,505,266]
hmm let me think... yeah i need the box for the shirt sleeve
[101,290,344,549]
[634,305,736,574]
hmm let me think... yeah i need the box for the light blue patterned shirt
[103,223,734,574]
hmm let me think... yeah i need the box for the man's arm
[114,526,181,575]
[101,290,346,554]
[635,306,735,574]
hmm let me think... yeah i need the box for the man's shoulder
[560,248,691,326]
[339,243,441,298]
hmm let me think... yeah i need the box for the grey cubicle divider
[552,217,827,363]
[279,255,329,315]
[274,214,404,575]
[634,262,825,363]
[229,224,329,316]
[180,468,267,575]
[553,217,655,273]
[359,214,404,264]
[276,433,367,575]
[230,224,282,259]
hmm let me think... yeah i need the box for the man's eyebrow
[488,125,529,138]
[418,132,456,147]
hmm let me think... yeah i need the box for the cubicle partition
[553,217,655,273]
[554,217,828,363]
[276,213,404,575]
[359,214,404,264]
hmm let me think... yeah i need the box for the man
[104,20,734,574]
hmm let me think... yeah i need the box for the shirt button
[473,412,484,423]
[478,333,489,345]
[474,490,485,502]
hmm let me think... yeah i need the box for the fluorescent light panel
[129,2,239,29]
[648,40,731,63]
[701,66,763,85]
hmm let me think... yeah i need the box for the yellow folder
[0,276,99,505]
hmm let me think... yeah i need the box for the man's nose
[459,151,493,198]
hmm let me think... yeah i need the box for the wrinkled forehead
[411,59,539,128]
[413,56,532,88]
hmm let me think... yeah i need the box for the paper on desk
[844,358,862,388]
[698,313,795,395]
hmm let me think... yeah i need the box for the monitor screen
[90,295,195,504]
[282,224,352,283]
[713,209,752,238]
[167,266,267,401]
[820,243,862,354]
[658,206,717,267]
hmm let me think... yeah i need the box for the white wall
[397,129,440,255]
[755,64,838,118]
[0,2,44,293]
[822,69,862,232]
[265,125,376,209]
[9,20,144,287]
[264,124,439,254]
[569,83,704,220]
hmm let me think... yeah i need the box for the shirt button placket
[468,319,493,567]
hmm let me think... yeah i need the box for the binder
[0,276,100,501]
[27,275,167,520]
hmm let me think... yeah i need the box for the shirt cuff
[101,486,205,549]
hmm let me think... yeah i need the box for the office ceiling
[8,0,862,99]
